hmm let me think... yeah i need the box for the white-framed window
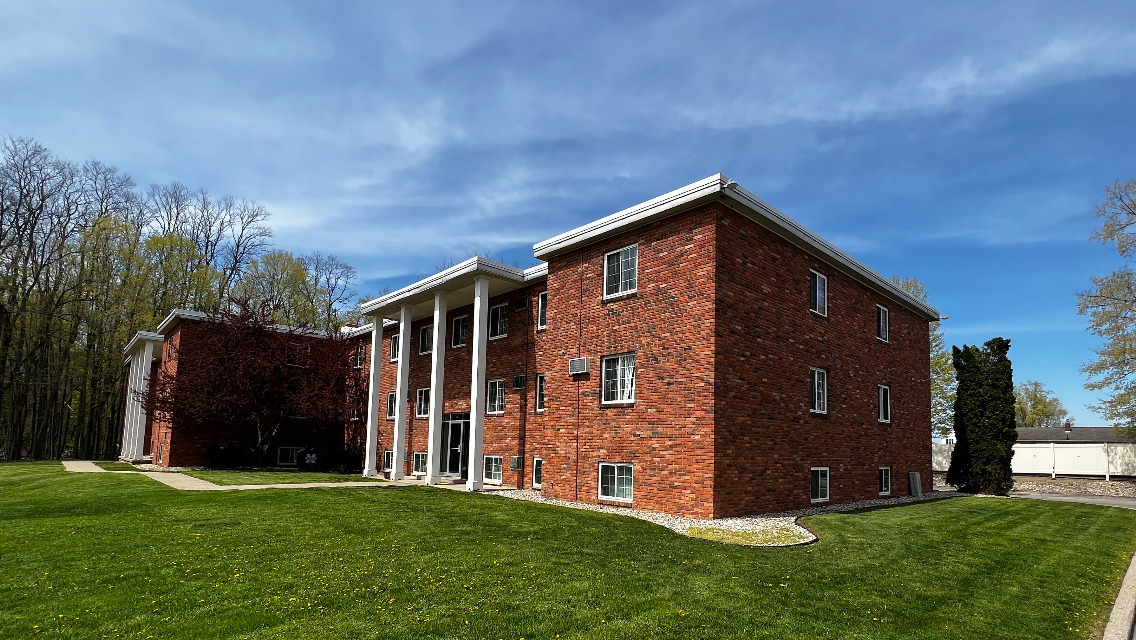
[278,446,301,466]
[599,462,633,502]
[811,467,830,502]
[878,385,891,423]
[604,244,638,299]
[809,270,827,316]
[879,466,892,495]
[487,379,505,414]
[353,344,366,369]
[537,291,548,329]
[532,457,543,488]
[157,443,164,463]
[876,305,889,342]
[602,353,636,404]
[535,373,546,412]
[416,388,430,418]
[419,325,433,354]
[452,315,468,348]
[389,334,400,361]
[810,368,827,414]
[349,396,360,422]
[413,451,427,475]
[386,391,396,419]
[489,303,508,339]
[383,450,394,472]
[484,455,503,484]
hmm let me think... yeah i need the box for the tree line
[0,137,361,461]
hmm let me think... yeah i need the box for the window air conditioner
[568,357,590,375]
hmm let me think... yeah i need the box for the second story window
[877,305,889,342]
[386,391,396,419]
[419,325,434,355]
[487,379,505,414]
[353,344,365,369]
[878,385,891,423]
[535,373,546,412]
[809,270,827,316]
[602,353,636,404]
[810,368,827,414]
[389,334,400,362]
[489,303,508,339]
[452,315,468,348]
[537,291,548,329]
[604,244,638,298]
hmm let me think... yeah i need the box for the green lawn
[1,462,1133,639]
[93,461,137,471]
[183,469,385,485]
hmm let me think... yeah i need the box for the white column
[425,291,448,485]
[1106,441,1111,482]
[121,341,156,461]
[135,341,155,458]
[466,276,490,491]
[391,305,413,480]
[363,320,382,477]
[120,354,138,460]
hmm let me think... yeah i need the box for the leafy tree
[892,276,955,437]
[230,250,318,327]
[1014,380,1069,428]
[1078,177,1136,437]
[946,337,1017,494]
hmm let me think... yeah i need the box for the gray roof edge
[359,256,527,316]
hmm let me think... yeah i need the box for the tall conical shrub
[946,337,1017,494]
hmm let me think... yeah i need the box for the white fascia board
[342,323,375,339]
[359,256,527,317]
[122,331,164,358]
[523,263,548,282]
[155,309,211,335]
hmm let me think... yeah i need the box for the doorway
[439,412,470,479]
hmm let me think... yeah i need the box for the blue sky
[3,1,1136,424]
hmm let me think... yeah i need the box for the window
[487,379,505,414]
[878,385,891,423]
[602,353,636,404]
[604,244,638,298]
[599,463,633,502]
[165,340,175,360]
[353,344,366,369]
[416,388,430,418]
[452,316,468,348]
[484,456,503,483]
[413,451,427,474]
[489,304,508,339]
[386,391,396,419]
[876,305,889,342]
[157,443,164,463]
[879,467,892,495]
[809,270,827,316]
[383,450,394,472]
[278,446,301,466]
[810,368,827,414]
[535,374,546,412]
[419,325,433,354]
[513,375,526,390]
[532,457,543,488]
[811,467,830,502]
[537,292,548,329]
[389,334,400,361]
[349,396,360,422]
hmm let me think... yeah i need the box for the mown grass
[1,462,1133,639]
[183,470,384,485]
[93,461,137,471]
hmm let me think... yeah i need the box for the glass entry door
[439,412,470,479]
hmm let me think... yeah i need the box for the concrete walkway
[1009,490,1136,511]
[62,461,403,491]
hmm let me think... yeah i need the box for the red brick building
[123,174,937,518]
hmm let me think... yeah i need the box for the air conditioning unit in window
[509,456,521,471]
[513,375,526,389]
[568,357,590,375]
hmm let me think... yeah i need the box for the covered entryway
[440,412,470,479]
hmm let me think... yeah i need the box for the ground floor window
[533,457,543,488]
[413,451,427,474]
[811,467,830,502]
[599,462,633,502]
[416,388,430,417]
[386,391,396,419]
[278,446,301,466]
[879,466,891,495]
[383,450,394,472]
[484,455,503,483]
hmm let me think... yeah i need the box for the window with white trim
[604,244,638,298]
[353,344,365,369]
[383,450,394,472]
[389,334,400,361]
[537,292,548,329]
[416,388,430,418]
[489,304,508,339]
[879,466,891,495]
[811,467,829,502]
[386,391,396,419]
[876,305,889,342]
[484,455,503,483]
[602,353,636,404]
[487,379,505,414]
[599,462,633,501]
[810,368,827,414]
[419,325,433,354]
[535,374,546,412]
[878,385,891,423]
[278,446,301,466]
[532,457,543,488]
[413,451,427,474]
[809,270,827,316]
[452,316,468,348]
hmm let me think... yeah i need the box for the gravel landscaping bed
[1013,475,1136,498]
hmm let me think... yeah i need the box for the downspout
[576,252,585,503]
[518,289,530,489]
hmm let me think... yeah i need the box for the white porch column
[363,319,382,477]
[466,276,490,491]
[425,291,448,485]
[391,305,413,480]
[121,338,157,461]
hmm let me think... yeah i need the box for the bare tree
[301,251,357,332]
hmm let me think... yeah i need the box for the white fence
[931,442,1136,479]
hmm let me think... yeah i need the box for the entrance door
[439,413,470,479]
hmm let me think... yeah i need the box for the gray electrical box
[908,472,923,498]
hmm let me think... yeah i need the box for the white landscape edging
[1104,548,1136,640]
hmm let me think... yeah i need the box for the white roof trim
[359,256,527,316]
[523,263,548,281]
[341,322,375,339]
[123,331,164,357]
[155,309,211,335]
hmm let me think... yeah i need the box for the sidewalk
[62,460,397,491]
[1009,490,1136,511]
